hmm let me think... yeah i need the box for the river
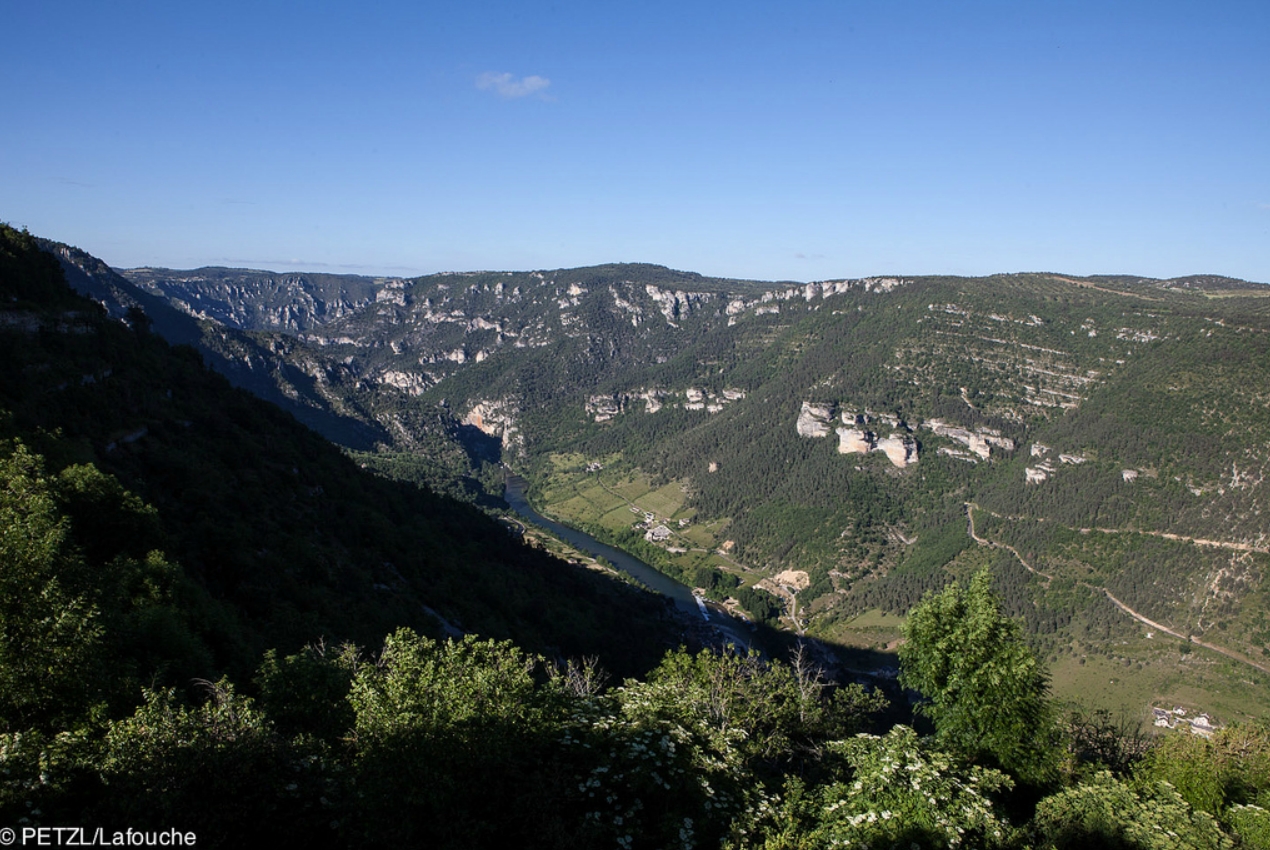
[502,473,755,648]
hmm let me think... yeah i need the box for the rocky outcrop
[796,402,835,438]
[801,404,918,467]
[463,398,522,452]
[642,390,666,413]
[923,418,1015,460]
[586,394,625,422]
[726,278,907,325]
[1026,462,1054,484]
[836,427,873,455]
[379,370,431,395]
[643,285,715,326]
[586,387,736,421]
[876,433,918,468]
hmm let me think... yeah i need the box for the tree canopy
[899,568,1058,784]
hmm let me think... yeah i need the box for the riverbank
[503,471,756,650]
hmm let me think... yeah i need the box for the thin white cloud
[476,71,551,99]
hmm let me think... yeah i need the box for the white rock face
[1122,469,1139,482]
[463,399,522,451]
[796,402,835,438]
[1026,460,1055,484]
[586,394,623,422]
[876,434,918,468]
[836,427,873,455]
[379,370,429,395]
[924,418,1015,459]
[375,284,407,305]
[643,285,712,325]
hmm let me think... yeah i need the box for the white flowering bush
[1029,770,1233,850]
[559,691,771,850]
[806,725,1013,849]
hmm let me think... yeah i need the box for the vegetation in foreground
[4,225,1269,847]
[4,509,1269,849]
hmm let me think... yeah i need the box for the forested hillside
[6,225,1270,848]
[86,248,1270,716]
[1,225,680,683]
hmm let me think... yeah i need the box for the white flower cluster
[813,727,1011,848]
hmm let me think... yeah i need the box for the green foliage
[0,441,216,723]
[1135,722,1270,819]
[559,693,765,850]
[347,629,564,847]
[800,726,1014,849]
[1138,732,1226,814]
[95,681,339,848]
[623,646,885,770]
[554,646,887,849]
[1029,770,1233,850]
[0,443,104,728]
[256,641,361,742]
[899,568,1058,784]
[1225,804,1270,849]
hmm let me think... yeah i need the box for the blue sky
[3,1,1268,282]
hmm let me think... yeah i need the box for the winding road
[965,502,1270,675]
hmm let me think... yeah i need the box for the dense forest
[5,224,1270,847]
[86,250,1270,705]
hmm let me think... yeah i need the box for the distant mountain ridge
[3,226,680,685]
[41,236,1270,716]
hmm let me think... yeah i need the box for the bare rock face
[876,433,918,468]
[378,370,430,396]
[586,394,624,422]
[796,402,836,438]
[924,418,1015,460]
[805,404,917,466]
[463,398,522,451]
[836,427,874,455]
[643,285,714,325]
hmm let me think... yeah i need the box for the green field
[816,608,905,651]
[533,456,1270,725]
[1049,640,1270,724]
[540,453,722,551]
